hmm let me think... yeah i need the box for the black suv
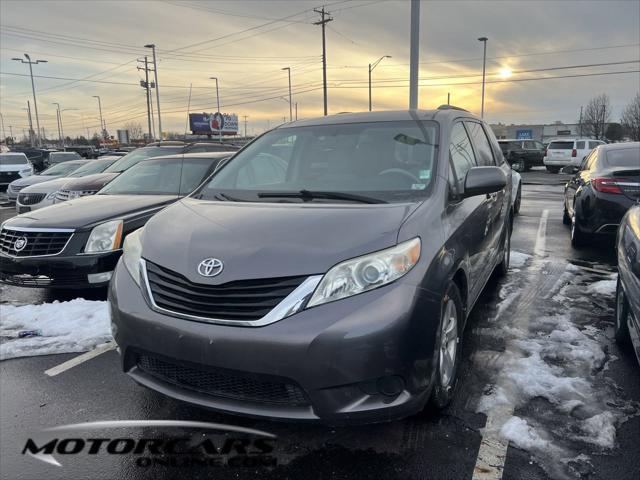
[498,139,545,171]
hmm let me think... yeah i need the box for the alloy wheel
[439,299,459,388]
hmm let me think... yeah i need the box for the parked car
[44,151,83,167]
[0,153,34,189]
[498,139,545,172]
[109,108,513,423]
[15,156,120,213]
[64,146,98,159]
[563,142,640,246]
[544,138,606,173]
[54,143,240,203]
[11,148,58,172]
[616,205,640,366]
[6,160,89,202]
[0,152,231,289]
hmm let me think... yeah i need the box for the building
[491,122,587,143]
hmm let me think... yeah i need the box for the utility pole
[12,54,47,146]
[25,101,34,147]
[579,106,583,137]
[295,102,298,120]
[0,113,5,142]
[52,102,63,147]
[447,92,450,105]
[409,0,420,109]
[92,96,105,140]
[145,44,162,140]
[282,67,292,122]
[9,126,13,143]
[243,115,248,138]
[210,77,222,143]
[368,55,391,111]
[314,7,333,116]
[478,36,488,118]
[138,56,154,140]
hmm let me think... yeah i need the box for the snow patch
[510,250,531,268]
[500,416,551,451]
[587,279,616,296]
[0,299,111,360]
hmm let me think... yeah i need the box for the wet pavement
[1,169,638,480]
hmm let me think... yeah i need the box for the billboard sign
[516,129,533,140]
[189,113,238,135]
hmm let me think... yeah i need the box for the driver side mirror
[561,165,580,174]
[464,166,507,198]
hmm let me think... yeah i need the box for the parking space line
[472,210,549,480]
[44,342,116,377]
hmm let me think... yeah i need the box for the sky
[1,0,639,140]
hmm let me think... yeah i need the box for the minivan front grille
[137,353,309,407]
[144,261,306,322]
[0,228,73,257]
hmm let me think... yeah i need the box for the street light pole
[92,96,105,140]
[145,44,163,140]
[210,77,222,143]
[478,36,488,118]
[12,54,47,146]
[368,55,391,111]
[0,113,5,143]
[409,0,420,109]
[282,67,292,122]
[52,102,63,147]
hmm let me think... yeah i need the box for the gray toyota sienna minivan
[110,108,512,423]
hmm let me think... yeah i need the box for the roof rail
[437,105,469,112]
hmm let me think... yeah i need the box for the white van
[544,138,606,172]
[0,153,33,187]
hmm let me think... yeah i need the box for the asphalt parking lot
[1,168,639,480]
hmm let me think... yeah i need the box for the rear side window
[465,122,495,166]
[576,141,585,149]
[605,148,640,168]
[523,141,535,149]
[449,123,477,195]
[588,141,602,149]
[548,141,574,150]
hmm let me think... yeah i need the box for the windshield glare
[40,162,84,176]
[606,148,640,168]
[104,146,183,173]
[196,121,439,203]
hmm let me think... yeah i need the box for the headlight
[68,191,82,200]
[46,191,58,199]
[122,228,143,286]
[307,237,421,308]
[85,220,123,253]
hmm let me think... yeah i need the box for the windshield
[50,152,81,162]
[39,161,85,176]
[195,121,439,203]
[605,147,640,168]
[0,154,28,165]
[67,158,118,177]
[99,157,218,196]
[104,146,184,173]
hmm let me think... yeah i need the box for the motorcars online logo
[22,420,277,469]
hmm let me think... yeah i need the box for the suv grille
[0,228,72,257]
[145,261,306,321]
[137,354,309,406]
[0,172,21,184]
[17,193,46,205]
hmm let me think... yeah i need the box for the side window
[583,150,597,171]
[448,123,478,196]
[464,121,495,166]
[576,141,585,149]
[535,141,544,150]
[588,141,600,149]
[523,141,535,149]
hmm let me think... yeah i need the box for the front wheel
[562,204,571,225]
[615,278,631,345]
[570,213,589,247]
[511,158,525,172]
[496,220,511,277]
[514,184,522,215]
[546,166,560,173]
[430,283,463,410]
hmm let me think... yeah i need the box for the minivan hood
[142,197,420,283]
[6,194,179,230]
[60,172,119,191]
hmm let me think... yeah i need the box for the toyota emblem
[197,258,224,277]
[14,237,28,252]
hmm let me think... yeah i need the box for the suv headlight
[122,228,143,286]
[85,220,123,253]
[307,237,421,308]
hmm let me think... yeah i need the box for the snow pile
[501,416,553,451]
[0,299,111,360]
[587,278,616,296]
[510,250,532,269]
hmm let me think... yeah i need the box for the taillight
[592,177,623,194]
[571,149,577,157]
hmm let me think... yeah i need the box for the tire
[513,184,521,215]
[562,204,571,225]
[496,219,512,277]
[615,277,631,345]
[430,283,463,410]
[570,212,589,247]
[511,158,525,172]
[546,166,560,173]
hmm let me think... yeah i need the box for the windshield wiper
[257,189,387,204]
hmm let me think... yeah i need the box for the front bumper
[0,250,120,288]
[576,192,637,235]
[109,261,442,424]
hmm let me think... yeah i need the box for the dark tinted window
[103,146,184,173]
[605,148,640,168]
[49,152,81,163]
[465,122,495,166]
[498,141,521,151]
[523,141,536,149]
[576,141,585,149]
[589,141,602,149]
[548,141,574,150]
[449,123,477,195]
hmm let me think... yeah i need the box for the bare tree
[581,94,611,140]
[621,93,640,141]
[123,121,143,140]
